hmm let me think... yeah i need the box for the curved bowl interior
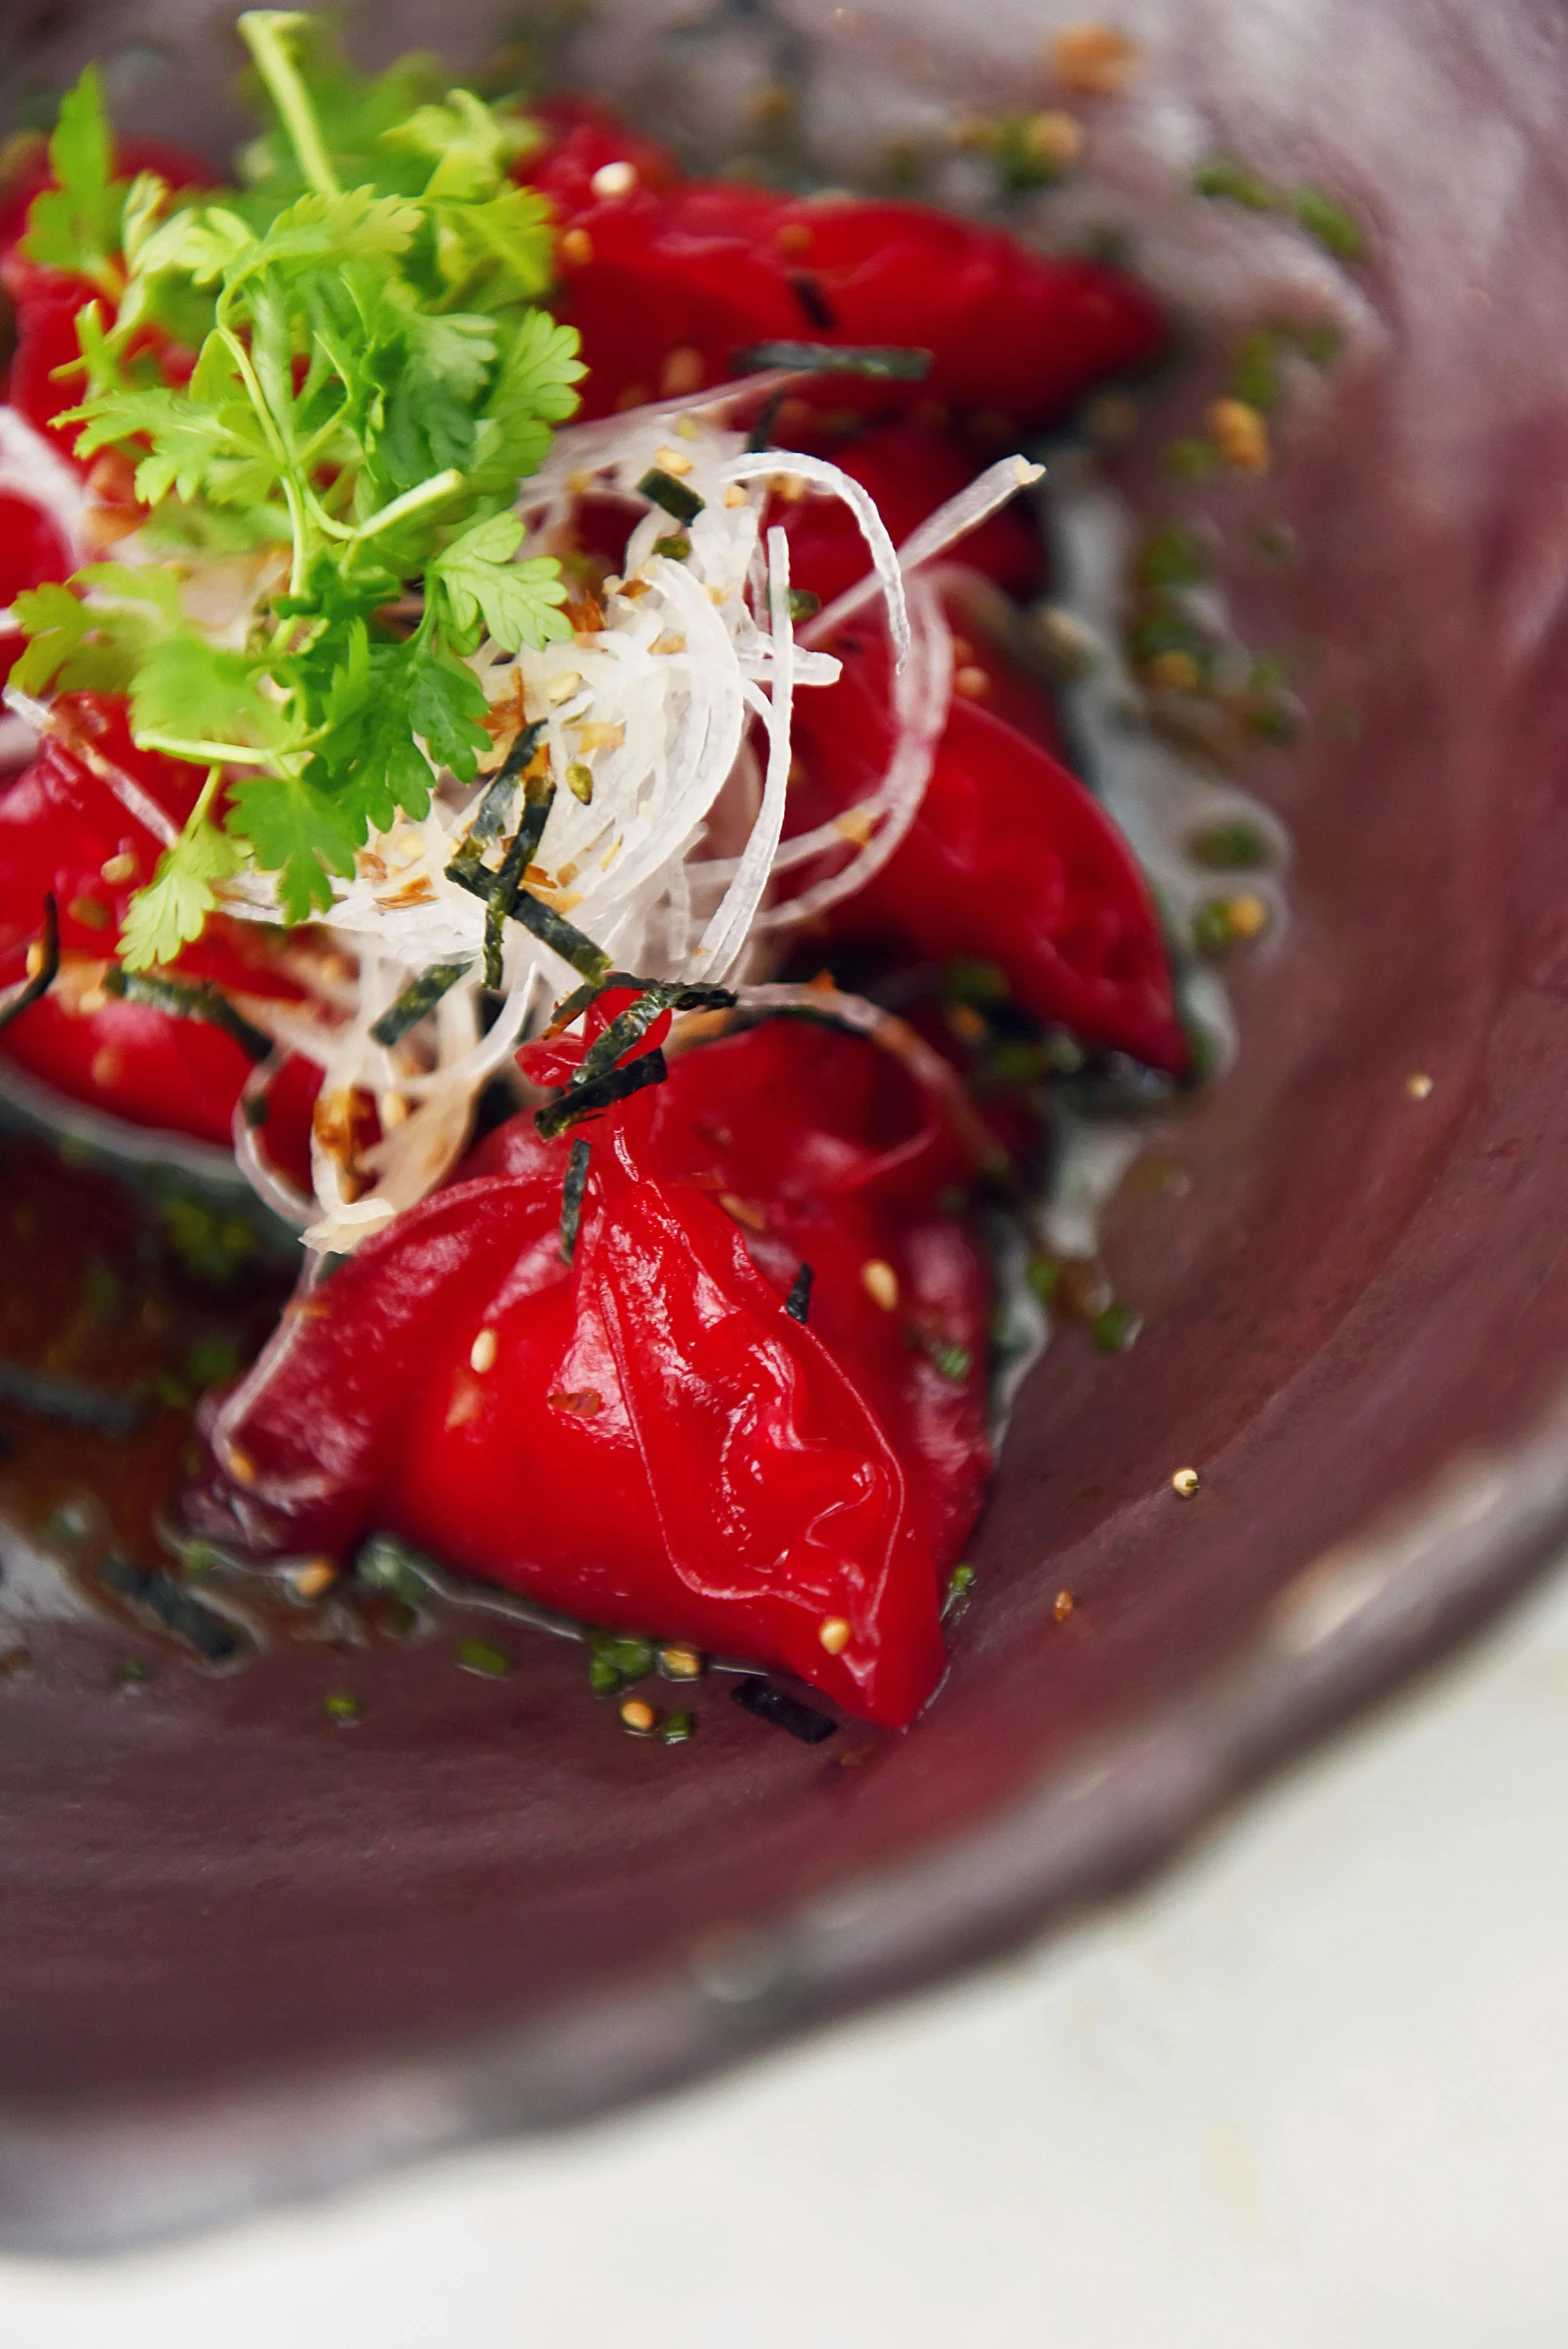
[4,0,1568,2252]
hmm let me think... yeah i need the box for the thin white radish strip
[717,450,910,668]
[752,574,953,926]
[804,454,1045,646]
[684,525,795,984]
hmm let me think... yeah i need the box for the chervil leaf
[433,184,555,307]
[20,68,123,289]
[120,820,243,972]
[306,640,435,834]
[129,635,289,758]
[469,307,584,496]
[429,510,570,651]
[59,381,272,508]
[11,581,159,698]
[225,772,361,922]
[406,642,493,779]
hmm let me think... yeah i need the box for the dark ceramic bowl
[5,0,1568,2256]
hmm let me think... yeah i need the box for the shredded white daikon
[1,383,1051,1249]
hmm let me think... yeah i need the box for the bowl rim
[4,1377,1567,2257]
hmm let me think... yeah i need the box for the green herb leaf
[429,510,571,651]
[225,770,362,921]
[21,68,124,290]
[119,819,244,972]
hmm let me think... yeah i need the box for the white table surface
[5,1559,1568,2348]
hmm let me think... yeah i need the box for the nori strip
[788,272,838,331]
[102,965,271,1063]
[559,1135,591,1263]
[505,889,612,983]
[636,467,705,526]
[549,971,736,1034]
[469,722,546,848]
[0,1360,144,1437]
[732,1675,838,1744]
[745,389,787,454]
[572,991,669,1087]
[784,1263,813,1324]
[0,894,57,1035]
[535,1046,668,1139]
[100,1556,252,1665]
[485,776,558,986]
[733,340,932,380]
[368,958,473,1048]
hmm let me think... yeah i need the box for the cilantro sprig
[14,11,583,950]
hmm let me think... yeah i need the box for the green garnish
[1092,1301,1143,1352]
[1189,820,1268,871]
[325,1690,362,1723]
[102,962,272,1061]
[535,1046,668,1139]
[14,17,584,957]
[1290,187,1364,260]
[559,1135,591,1263]
[587,1628,657,1694]
[787,588,821,623]
[732,340,932,380]
[637,468,704,526]
[0,895,59,1037]
[651,532,691,560]
[457,1637,514,1677]
[662,1710,696,1745]
[368,957,474,1047]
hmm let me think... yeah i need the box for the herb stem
[238,11,342,198]
[350,468,466,545]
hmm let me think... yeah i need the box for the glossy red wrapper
[183,1006,992,1726]
[785,615,1189,1072]
[0,695,317,1176]
[526,102,1167,426]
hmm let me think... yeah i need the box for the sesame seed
[24,941,45,979]
[546,669,583,703]
[954,665,991,698]
[290,1558,337,1600]
[590,159,638,199]
[1206,397,1271,473]
[100,851,136,884]
[1224,892,1270,940]
[620,1696,658,1735]
[470,1326,499,1374]
[1052,1588,1076,1622]
[654,443,694,477]
[719,1191,768,1233]
[559,226,593,266]
[650,631,687,655]
[1172,1466,1201,1497]
[833,806,875,845]
[660,346,705,398]
[724,483,750,508]
[1026,109,1085,165]
[658,1642,704,1681]
[861,1258,900,1311]
[228,1448,257,1486]
[818,1616,852,1655]
[1149,650,1199,691]
[775,221,813,258]
[89,1048,123,1090]
[1405,1071,1434,1100]
[1050,22,1141,93]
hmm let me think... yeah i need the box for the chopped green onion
[652,532,691,560]
[1290,186,1364,260]
[457,1637,514,1677]
[637,468,705,526]
[1092,1301,1143,1352]
[662,1710,696,1745]
[566,761,594,803]
[1189,820,1268,871]
[1193,154,1278,210]
[325,1691,361,1724]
